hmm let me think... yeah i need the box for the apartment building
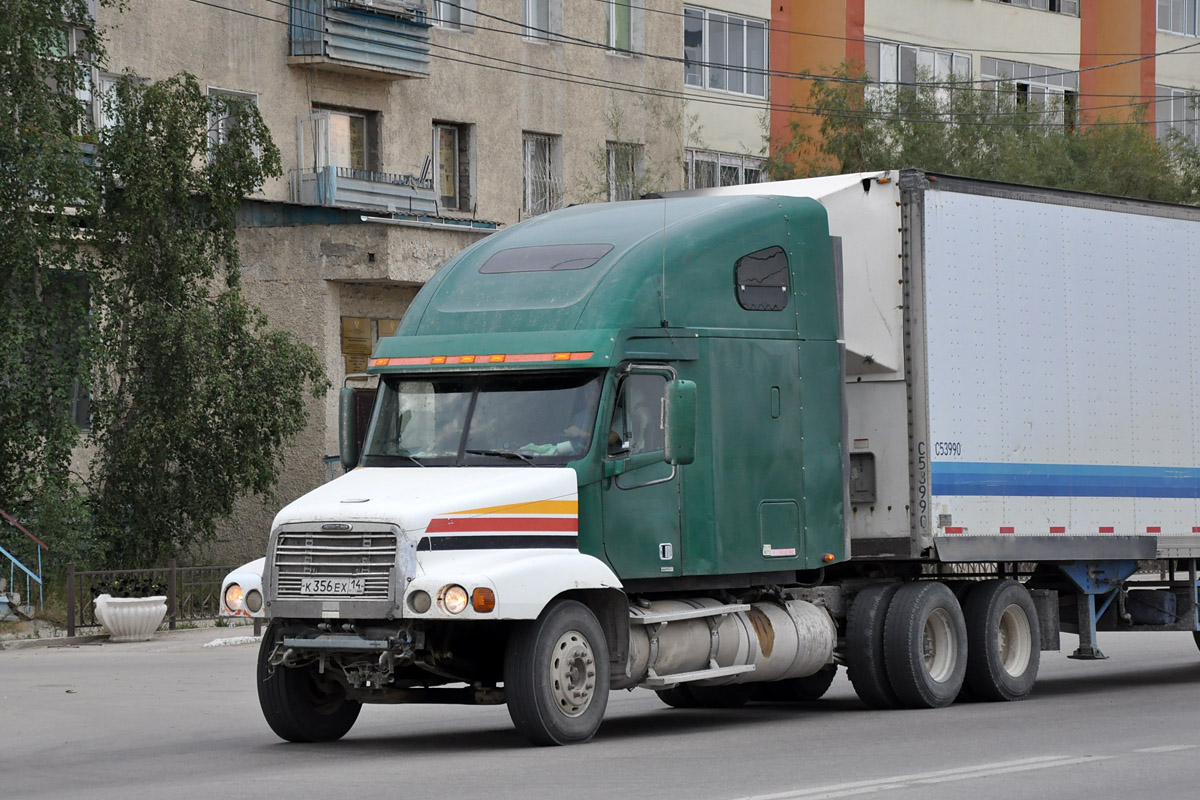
[770,0,1200,154]
[85,0,684,560]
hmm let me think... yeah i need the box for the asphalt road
[4,628,1200,800]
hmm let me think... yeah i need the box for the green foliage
[0,0,102,525]
[87,75,327,567]
[93,573,166,598]
[2,7,327,570]
[767,63,1200,205]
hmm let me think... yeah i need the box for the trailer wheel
[846,583,903,709]
[963,580,1039,702]
[504,599,610,746]
[256,622,362,742]
[762,664,839,701]
[884,582,967,709]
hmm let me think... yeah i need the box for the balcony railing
[290,165,438,214]
[289,0,431,79]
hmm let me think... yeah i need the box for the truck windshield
[361,371,604,467]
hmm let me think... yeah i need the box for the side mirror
[665,379,696,466]
[339,387,360,470]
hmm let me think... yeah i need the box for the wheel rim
[550,629,596,718]
[922,607,957,683]
[997,603,1032,677]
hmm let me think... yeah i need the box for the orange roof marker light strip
[370,352,594,368]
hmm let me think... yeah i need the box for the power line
[590,0,1200,59]
[249,0,1200,102]
[173,0,1200,130]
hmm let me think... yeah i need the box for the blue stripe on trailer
[931,462,1200,499]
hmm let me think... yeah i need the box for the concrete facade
[91,0,691,561]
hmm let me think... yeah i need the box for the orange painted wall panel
[1079,0,1155,123]
[769,0,864,161]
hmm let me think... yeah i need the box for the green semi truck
[257,170,1200,745]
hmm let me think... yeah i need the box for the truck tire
[256,622,362,743]
[761,664,839,701]
[963,580,1039,702]
[846,582,903,709]
[884,581,968,709]
[505,599,610,746]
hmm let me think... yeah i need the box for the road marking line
[1134,745,1198,754]
[733,755,1112,800]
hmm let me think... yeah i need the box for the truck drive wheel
[884,581,968,709]
[846,583,902,709]
[257,622,362,743]
[963,580,1040,702]
[505,599,610,746]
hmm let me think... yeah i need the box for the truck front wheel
[504,600,610,746]
[257,622,362,742]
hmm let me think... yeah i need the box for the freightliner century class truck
[257,170,1200,746]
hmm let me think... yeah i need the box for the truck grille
[273,530,397,600]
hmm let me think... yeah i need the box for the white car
[220,558,265,619]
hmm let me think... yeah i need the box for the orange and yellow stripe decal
[426,499,578,533]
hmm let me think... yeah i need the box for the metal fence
[65,560,244,637]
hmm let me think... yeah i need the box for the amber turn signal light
[472,587,496,613]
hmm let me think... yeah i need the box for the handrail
[0,542,42,584]
[0,509,49,551]
[1,510,46,614]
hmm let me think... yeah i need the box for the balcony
[289,0,431,80]
[290,166,438,214]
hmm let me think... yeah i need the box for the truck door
[601,367,682,579]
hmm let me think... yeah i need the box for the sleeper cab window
[479,244,613,273]
[735,245,789,311]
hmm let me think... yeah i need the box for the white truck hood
[272,466,579,541]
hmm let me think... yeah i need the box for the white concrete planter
[93,594,168,642]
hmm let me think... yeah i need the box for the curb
[0,634,109,651]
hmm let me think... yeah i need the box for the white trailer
[686,169,1200,665]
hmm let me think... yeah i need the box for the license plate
[301,577,366,595]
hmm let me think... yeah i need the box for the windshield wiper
[465,448,537,467]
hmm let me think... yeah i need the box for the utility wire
[589,0,1200,59]
[175,0,1200,128]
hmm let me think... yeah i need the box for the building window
[522,132,563,217]
[985,0,1079,15]
[683,6,767,98]
[434,121,473,211]
[208,88,258,156]
[606,141,643,201]
[1156,86,1200,141]
[607,0,632,52]
[981,57,1078,126]
[431,0,461,28]
[865,41,972,87]
[1159,0,1200,35]
[524,0,550,41]
[685,149,763,189]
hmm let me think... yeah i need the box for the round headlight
[438,584,469,614]
[408,590,432,614]
[245,589,263,613]
[223,583,244,611]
